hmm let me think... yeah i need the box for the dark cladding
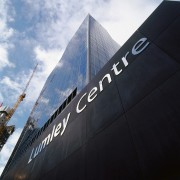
[1,1,180,179]
[27,37,150,164]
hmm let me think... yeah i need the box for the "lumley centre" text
[28,37,150,164]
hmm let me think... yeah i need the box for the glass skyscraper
[3,14,120,172]
[29,14,120,128]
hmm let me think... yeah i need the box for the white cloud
[55,87,73,100]
[23,0,163,49]
[0,128,22,176]
[34,46,62,77]
[0,76,22,93]
[23,46,64,105]
[0,69,37,107]
[0,0,15,71]
[0,45,14,70]
[39,97,49,105]
[0,93,4,103]
[98,0,162,45]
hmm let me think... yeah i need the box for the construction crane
[0,64,38,151]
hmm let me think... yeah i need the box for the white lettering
[61,113,71,135]
[28,148,34,164]
[111,62,122,75]
[33,144,41,158]
[50,125,56,142]
[122,52,129,67]
[41,134,51,151]
[88,87,98,102]
[99,74,112,92]
[54,123,62,137]
[76,93,87,113]
[132,37,150,55]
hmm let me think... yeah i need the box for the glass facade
[89,16,120,78]
[31,17,88,128]
[30,15,120,129]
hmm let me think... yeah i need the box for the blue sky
[0,0,163,175]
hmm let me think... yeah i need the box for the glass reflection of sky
[30,15,120,128]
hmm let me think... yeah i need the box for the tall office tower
[2,14,120,175]
[30,14,120,129]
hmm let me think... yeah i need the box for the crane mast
[0,64,38,151]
